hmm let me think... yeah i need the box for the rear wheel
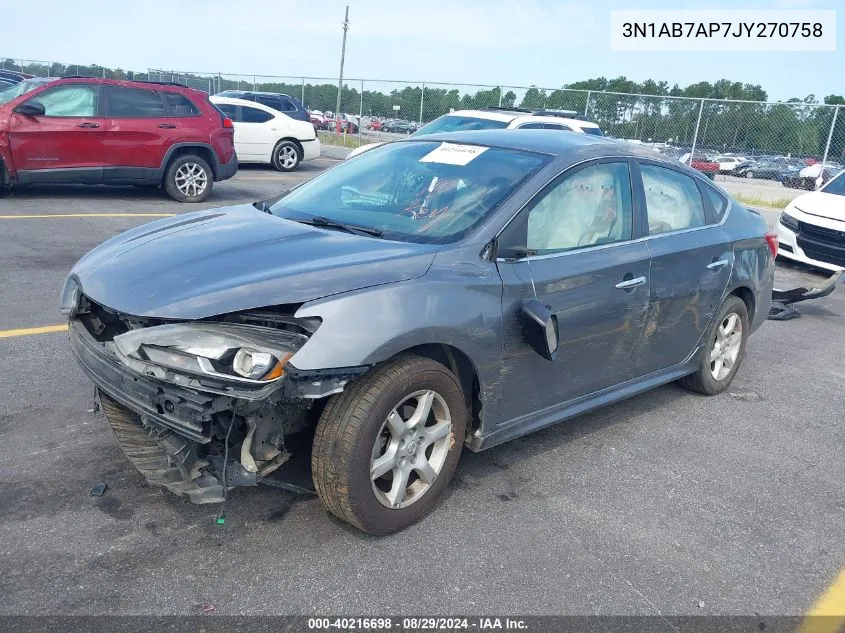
[745,171,754,178]
[679,295,749,395]
[164,155,213,203]
[272,140,301,172]
[312,356,466,535]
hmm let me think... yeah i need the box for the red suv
[0,77,237,202]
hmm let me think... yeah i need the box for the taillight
[222,118,234,129]
[764,231,779,258]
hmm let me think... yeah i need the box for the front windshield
[0,78,55,105]
[269,140,550,243]
[413,115,509,136]
[821,170,845,196]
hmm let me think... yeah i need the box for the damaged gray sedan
[64,131,775,534]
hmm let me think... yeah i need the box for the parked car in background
[382,119,416,133]
[0,77,237,201]
[211,96,319,171]
[348,107,603,159]
[367,118,382,131]
[336,113,359,134]
[777,169,845,271]
[64,130,774,535]
[679,152,719,180]
[736,159,799,181]
[714,156,748,175]
[0,70,33,84]
[308,110,327,128]
[213,90,310,123]
[783,163,838,190]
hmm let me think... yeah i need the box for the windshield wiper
[294,216,384,238]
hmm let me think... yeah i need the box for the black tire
[163,154,213,203]
[312,356,467,535]
[706,172,716,180]
[272,140,301,172]
[679,295,749,395]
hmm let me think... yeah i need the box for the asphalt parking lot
[0,158,843,617]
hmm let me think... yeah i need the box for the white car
[714,156,747,173]
[210,96,320,171]
[346,107,603,159]
[777,169,845,271]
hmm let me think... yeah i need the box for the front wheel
[679,295,749,395]
[272,140,301,172]
[312,356,466,535]
[164,155,213,203]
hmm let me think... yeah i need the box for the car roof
[436,109,600,129]
[398,129,687,165]
[210,95,293,118]
[39,76,203,95]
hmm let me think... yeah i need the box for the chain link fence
[3,57,843,166]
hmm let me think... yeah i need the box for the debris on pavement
[89,483,107,497]
[768,270,844,320]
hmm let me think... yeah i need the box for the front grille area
[76,295,167,342]
[796,221,845,267]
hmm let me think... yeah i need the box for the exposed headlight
[233,348,283,380]
[779,211,800,232]
[112,323,302,385]
[60,276,81,316]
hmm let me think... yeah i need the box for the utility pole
[335,5,350,134]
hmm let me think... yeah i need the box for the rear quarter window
[162,92,200,116]
[701,184,730,222]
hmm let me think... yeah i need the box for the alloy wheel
[174,163,208,198]
[279,146,299,169]
[710,312,742,381]
[370,389,453,509]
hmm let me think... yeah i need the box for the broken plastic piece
[216,514,225,525]
[90,483,107,497]
[768,270,844,320]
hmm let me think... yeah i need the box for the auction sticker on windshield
[419,142,490,166]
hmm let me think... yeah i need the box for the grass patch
[732,193,795,210]
[317,131,379,149]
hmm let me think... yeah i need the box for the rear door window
[241,106,273,123]
[640,164,707,234]
[107,87,165,117]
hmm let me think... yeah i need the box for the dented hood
[70,205,439,319]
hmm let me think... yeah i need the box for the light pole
[335,5,350,134]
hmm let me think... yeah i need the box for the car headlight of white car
[779,211,800,232]
[111,323,300,384]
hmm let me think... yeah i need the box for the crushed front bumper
[68,319,225,443]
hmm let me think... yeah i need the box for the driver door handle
[615,276,647,289]
[76,122,99,128]
[707,259,730,270]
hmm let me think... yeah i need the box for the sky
[2,0,842,102]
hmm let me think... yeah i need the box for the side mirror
[13,101,46,117]
[521,299,559,361]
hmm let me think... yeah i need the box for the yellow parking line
[0,213,175,219]
[800,568,845,633]
[0,324,68,338]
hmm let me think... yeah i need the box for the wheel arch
[162,143,219,180]
[728,285,756,324]
[380,343,483,441]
